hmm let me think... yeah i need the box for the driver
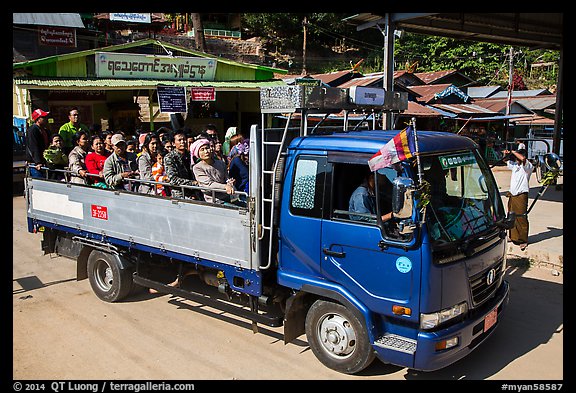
[349,171,393,223]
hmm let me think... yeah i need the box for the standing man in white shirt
[501,148,533,250]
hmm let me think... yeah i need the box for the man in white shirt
[502,148,533,250]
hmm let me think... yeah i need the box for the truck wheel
[87,251,133,303]
[305,299,375,374]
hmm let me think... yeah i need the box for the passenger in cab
[191,138,235,204]
[103,134,139,191]
[68,130,91,185]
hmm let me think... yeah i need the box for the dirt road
[12,195,563,380]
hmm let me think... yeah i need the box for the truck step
[374,333,417,354]
[133,275,284,328]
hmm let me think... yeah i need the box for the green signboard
[439,152,476,169]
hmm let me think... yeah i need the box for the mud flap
[283,292,308,344]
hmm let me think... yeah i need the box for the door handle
[323,248,346,258]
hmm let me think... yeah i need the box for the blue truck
[25,86,512,374]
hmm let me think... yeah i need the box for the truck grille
[469,261,504,306]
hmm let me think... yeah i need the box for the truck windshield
[420,151,505,245]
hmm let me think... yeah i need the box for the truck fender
[76,247,131,281]
[284,284,376,344]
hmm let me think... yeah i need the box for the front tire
[87,251,133,302]
[305,299,375,374]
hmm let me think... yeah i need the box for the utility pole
[377,14,395,130]
[505,46,514,142]
[302,16,307,75]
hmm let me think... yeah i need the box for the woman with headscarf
[190,138,235,204]
[221,126,238,157]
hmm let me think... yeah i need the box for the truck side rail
[28,165,248,201]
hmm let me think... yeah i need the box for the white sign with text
[95,52,217,81]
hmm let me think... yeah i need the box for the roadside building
[13,39,287,139]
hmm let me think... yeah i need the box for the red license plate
[91,204,108,220]
[484,308,498,332]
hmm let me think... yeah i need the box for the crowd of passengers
[26,107,250,206]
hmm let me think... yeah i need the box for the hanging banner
[190,87,216,101]
[157,85,188,113]
[95,52,217,81]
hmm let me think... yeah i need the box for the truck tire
[87,251,133,303]
[305,299,375,374]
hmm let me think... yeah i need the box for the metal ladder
[258,113,293,270]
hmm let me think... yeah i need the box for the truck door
[320,160,421,318]
[278,155,327,278]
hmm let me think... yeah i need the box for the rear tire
[87,251,133,302]
[305,299,375,374]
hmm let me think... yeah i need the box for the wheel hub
[319,314,356,357]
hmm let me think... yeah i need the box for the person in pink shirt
[85,135,110,187]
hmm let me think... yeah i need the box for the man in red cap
[25,108,51,178]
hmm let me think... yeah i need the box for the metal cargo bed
[26,178,254,270]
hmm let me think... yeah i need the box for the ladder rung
[262,170,274,174]
[263,141,282,145]
[262,198,273,203]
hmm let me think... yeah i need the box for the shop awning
[13,77,286,91]
[13,13,85,28]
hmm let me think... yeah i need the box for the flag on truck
[368,125,416,171]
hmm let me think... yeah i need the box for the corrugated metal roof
[466,85,502,98]
[415,70,458,84]
[511,115,555,125]
[311,70,355,84]
[515,96,556,111]
[432,103,497,115]
[13,77,286,90]
[407,83,455,103]
[472,98,533,114]
[338,75,382,88]
[490,89,551,98]
[13,13,85,28]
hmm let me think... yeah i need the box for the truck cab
[274,129,510,372]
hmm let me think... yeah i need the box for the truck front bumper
[373,280,510,371]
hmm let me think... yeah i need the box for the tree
[191,13,206,52]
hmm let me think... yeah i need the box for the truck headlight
[420,302,468,330]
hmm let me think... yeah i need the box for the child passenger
[152,148,170,196]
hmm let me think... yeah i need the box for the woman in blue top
[228,140,250,195]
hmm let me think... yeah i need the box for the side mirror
[392,177,415,220]
[543,152,562,173]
